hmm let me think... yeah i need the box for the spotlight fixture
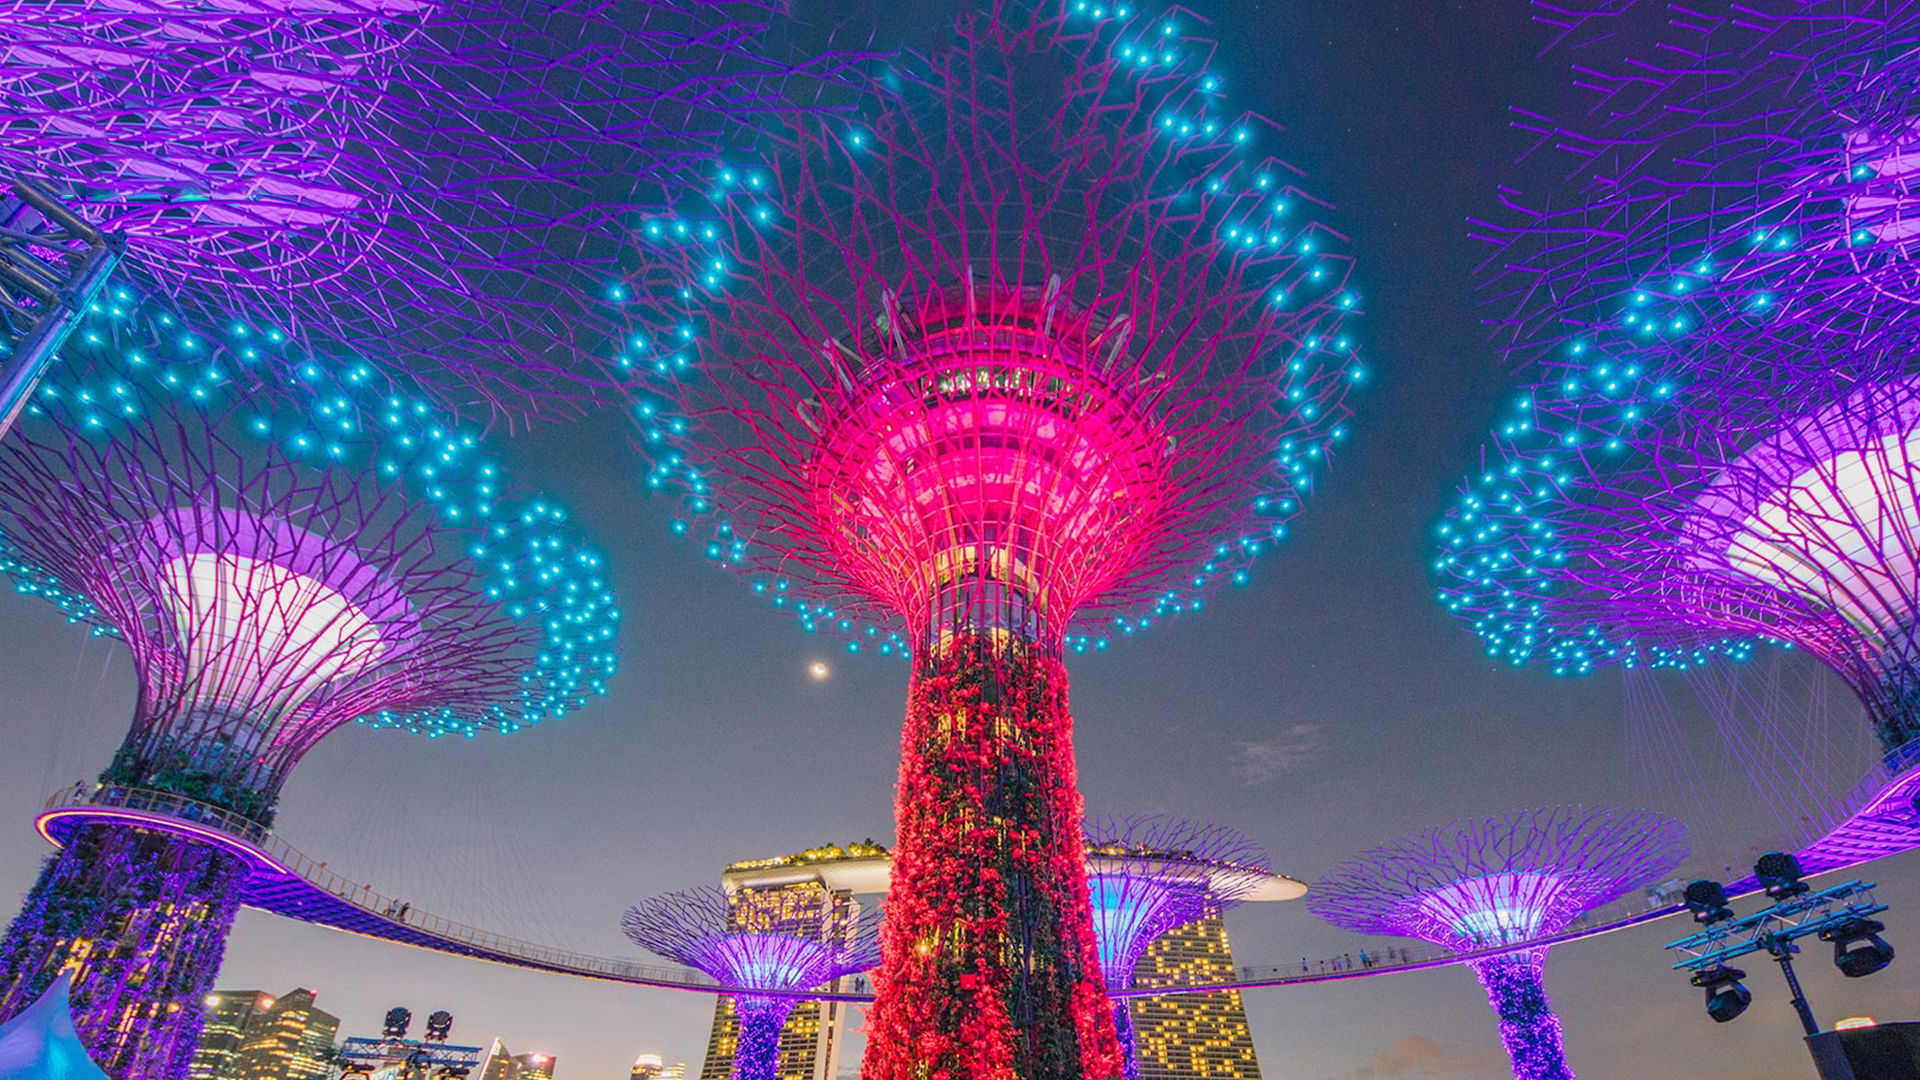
[1691,964,1752,1023]
[383,1007,412,1039]
[1755,851,1809,902]
[1684,878,1735,924]
[425,1010,454,1042]
[1822,918,1895,978]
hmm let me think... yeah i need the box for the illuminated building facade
[682,844,888,1080]
[633,1054,685,1080]
[229,988,339,1080]
[1128,918,1264,1080]
[477,1040,557,1080]
[190,991,275,1080]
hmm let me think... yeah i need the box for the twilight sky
[4,1,1919,1078]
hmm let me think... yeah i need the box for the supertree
[1081,814,1302,1080]
[621,886,880,1080]
[0,284,620,1078]
[1438,1,1920,766]
[0,0,870,423]
[611,3,1363,1074]
[1309,807,1688,1080]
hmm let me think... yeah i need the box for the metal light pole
[0,175,124,439]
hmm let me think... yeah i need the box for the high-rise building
[191,991,274,1080]
[230,988,340,1080]
[631,1053,666,1079]
[1128,916,1264,1079]
[697,843,888,1080]
[476,1039,559,1080]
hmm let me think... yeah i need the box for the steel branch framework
[0,287,618,1077]
[611,3,1365,1076]
[622,887,879,1080]
[1310,807,1687,1080]
[0,0,871,423]
[1438,0,1920,761]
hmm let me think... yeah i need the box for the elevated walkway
[34,755,1920,1001]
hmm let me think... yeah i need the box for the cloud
[1322,1033,1504,1080]
[1231,723,1323,784]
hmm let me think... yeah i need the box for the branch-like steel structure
[0,0,871,423]
[1309,807,1688,1080]
[0,285,620,1077]
[1082,814,1296,1080]
[622,887,879,1080]
[1437,0,1920,762]
[613,3,1364,1074]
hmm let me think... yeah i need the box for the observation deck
[32,754,1920,1001]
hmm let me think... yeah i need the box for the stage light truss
[1665,880,1887,973]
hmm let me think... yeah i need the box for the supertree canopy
[1479,0,1920,371]
[613,3,1362,1074]
[0,0,867,423]
[0,284,619,1078]
[1309,807,1687,1080]
[1082,814,1302,1080]
[1438,0,1920,763]
[622,886,880,1080]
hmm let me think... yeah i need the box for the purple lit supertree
[1439,2,1920,765]
[0,289,619,1078]
[613,3,1363,1074]
[1309,807,1688,1080]
[621,887,879,1080]
[1082,814,1302,1080]
[0,0,868,422]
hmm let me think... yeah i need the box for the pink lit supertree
[613,2,1364,1076]
[0,0,868,422]
[622,887,879,1080]
[0,288,619,1077]
[1309,807,1688,1080]
[1082,815,1302,1080]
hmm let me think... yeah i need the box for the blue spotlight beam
[1665,880,1886,973]
[0,175,124,439]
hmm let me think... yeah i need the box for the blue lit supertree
[1309,807,1688,1080]
[0,286,620,1078]
[622,886,879,1080]
[1082,814,1302,1080]
[0,0,870,422]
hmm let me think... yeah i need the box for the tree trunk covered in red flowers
[863,634,1123,1080]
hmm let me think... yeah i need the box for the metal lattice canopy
[0,0,873,424]
[613,0,1366,657]
[0,285,620,809]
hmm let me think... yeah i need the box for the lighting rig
[0,174,122,438]
[1664,852,1895,1080]
[338,1006,483,1080]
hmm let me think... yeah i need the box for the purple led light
[622,887,878,1080]
[0,0,867,421]
[1310,807,1686,1080]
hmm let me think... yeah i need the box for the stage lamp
[426,1010,454,1042]
[1755,851,1808,901]
[383,1006,412,1039]
[1691,964,1751,1023]
[1684,878,1735,924]
[1822,918,1895,978]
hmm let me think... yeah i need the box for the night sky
[4,1,1920,1078]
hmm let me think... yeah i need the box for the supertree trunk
[0,822,249,1079]
[1112,1001,1140,1080]
[1469,951,1572,1080]
[731,999,794,1080]
[864,634,1122,1080]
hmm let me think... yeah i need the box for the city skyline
[3,1,1920,1078]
